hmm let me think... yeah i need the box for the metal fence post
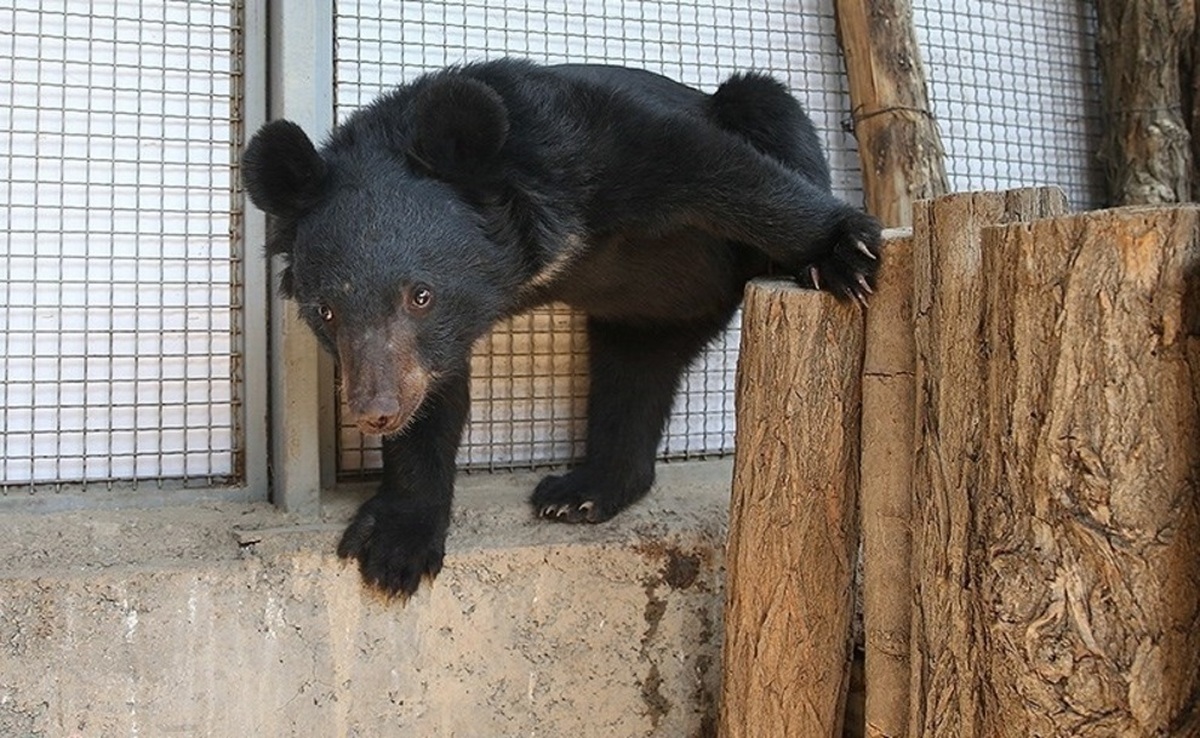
[264,0,335,515]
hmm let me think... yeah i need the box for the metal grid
[332,0,862,477]
[913,0,1104,210]
[0,0,244,493]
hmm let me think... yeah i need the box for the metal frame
[4,0,340,515]
[265,0,336,516]
[239,0,272,505]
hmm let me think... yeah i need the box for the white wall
[1,1,239,489]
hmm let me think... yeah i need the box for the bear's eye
[410,284,433,310]
[318,304,334,322]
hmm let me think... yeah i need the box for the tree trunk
[835,0,949,227]
[1095,0,1194,204]
[1187,0,1200,193]
[860,228,915,738]
[908,188,1068,738]
[978,206,1200,737]
[720,280,865,738]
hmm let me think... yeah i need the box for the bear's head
[242,76,520,436]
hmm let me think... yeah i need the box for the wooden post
[859,228,915,738]
[720,280,865,738]
[1095,0,1195,204]
[834,0,949,227]
[1188,6,1200,192]
[978,207,1200,737]
[909,188,1068,738]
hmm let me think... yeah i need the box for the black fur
[242,58,882,598]
[242,120,328,222]
[407,76,510,183]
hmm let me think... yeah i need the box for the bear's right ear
[242,120,328,218]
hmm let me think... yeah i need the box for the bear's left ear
[408,76,510,181]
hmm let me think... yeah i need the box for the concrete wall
[0,462,731,738]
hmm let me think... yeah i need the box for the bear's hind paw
[531,472,630,524]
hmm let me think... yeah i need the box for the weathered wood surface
[860,228,915,738]
[720,280,865,738]
[1186,4,1200,193]
[835,0,949,227]
[1095,0,1194,204]
[978,206,1200,737]
[908,188,1068,738]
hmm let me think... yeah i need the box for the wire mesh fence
[913,0,1105,210]
[331,0,861,478]
[0,0,1107,495]
[0,0,244,494]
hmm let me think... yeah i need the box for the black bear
[243,58,881,598]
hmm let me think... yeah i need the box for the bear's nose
[354,397,402,435]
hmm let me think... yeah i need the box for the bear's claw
[796,208,882,307]
[854,239,877,260]
[538,500,604,524]
[531,474,617,524]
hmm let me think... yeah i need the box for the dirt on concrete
[0,460,732,738]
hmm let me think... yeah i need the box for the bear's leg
[337,369,470,598]
[531,317,722,523]
[596,126,881,301]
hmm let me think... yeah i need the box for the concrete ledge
[0,460,732,738]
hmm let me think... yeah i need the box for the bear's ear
[408,76,509,181]
[277,264,295,297]
[242,120,328,218]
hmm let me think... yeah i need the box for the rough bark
[1187,0,1200,193]
[978,206,1200,737]
[908,189,1068,738]
[720,280,865,738]
[1095,0,1194,204]
[835,0,949,227]
[860,228,915,738]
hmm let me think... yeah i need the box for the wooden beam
[1095,0,1195,204]
[835,0,949,227]
[908,188,1067,738]
[860,228,915,738]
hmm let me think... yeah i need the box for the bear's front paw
[337,495,447,599]
[798,208,883,305]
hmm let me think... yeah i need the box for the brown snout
[353,395,404,435]
[338,329,430,437]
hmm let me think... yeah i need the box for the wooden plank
[860,228,914,738]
